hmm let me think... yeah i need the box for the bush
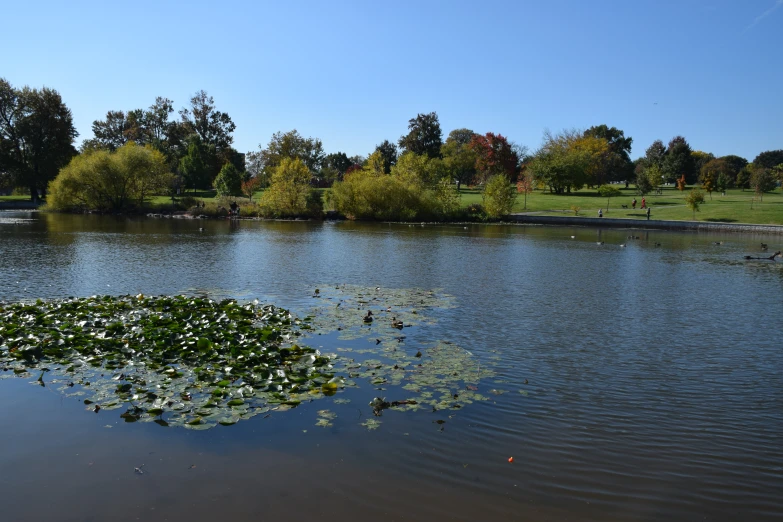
[330,152,462,221]
[482,174,516,218]
[259,158,322,218]
[47,142,172,212]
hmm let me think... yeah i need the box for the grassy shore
[5,185,783,225]
[459,186,783,225]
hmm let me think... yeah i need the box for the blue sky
[2,0,781,161]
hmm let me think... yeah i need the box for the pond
[1,211,781,522]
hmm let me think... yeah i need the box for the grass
[457,186,783,225]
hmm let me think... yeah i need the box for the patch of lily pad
[1,286,496,431]
[0,295,339,429]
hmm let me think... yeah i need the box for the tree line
[2,77,782,217]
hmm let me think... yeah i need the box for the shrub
[259,158,322,218]
[482,174,516,218]
[47,142,172,212]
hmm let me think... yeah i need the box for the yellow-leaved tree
[47,142,171,212]
[260,157,322,217]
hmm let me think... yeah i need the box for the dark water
[1,211,782,522]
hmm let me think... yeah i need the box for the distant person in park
[641,197,646,209]
[229,201,239,217]
[598,208,603,218]
[646,207,651,220]
[632,198,637,209]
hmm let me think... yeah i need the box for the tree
[179,140,209,192]
[469,132,520,183]
[374,140,398,173]
[752,150,783,169]
[528,130,591,194]
[635,166,653,195]
[570,134,610,187]
[701,158,736,198]
[516,169,535,210]
[691,150,715,182]
[257,130,324,179]
[663,136,696,184]
[179,90,235,152]
[677,174,687,191]
[720,155,748,176]
[260,157,322,217]
[441,128,477,190]
[716,172,729,195]
[213,163,243,197]
[749,165,777,201]
[398,112,442,158]
[241,176,263,202]
[482,174,516,218]
[644,140,667,169]
[684,188,705,220]
[90,110,137,150]
[583,124,634,183]
[597,184,622,211]
[324,152,352,176]
[736,166,751,190]
[47,142,171,212]
[0,79,78,202]
[445,128,475,146]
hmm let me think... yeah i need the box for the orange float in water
[508,457,514,463]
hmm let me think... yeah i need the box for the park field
[458,186,783,225]
[4,186,783,225]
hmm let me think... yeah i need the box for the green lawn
[458,186,783,225]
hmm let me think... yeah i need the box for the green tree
[684,188,705,220]
[0,79,78,202]
[398,112,442,158]
[258,129,324,179]
[441,128,477,190]
[374,140,398,173]
[635,165,653,195]
[597,184,622,211]
[716,172,729,195]
[89,110,137,150]
[179,140,209,192]
[482,174,516,218]
[323,152,352,177]
[663,136,696,184]
[179,90,235,152]
[583,124,634,183]
[528,130,591,194]
[47,142,171,212]
[752,150,783,169]
[644,140,667,169]
[213,163,243,197]
[749,164,777,201]
[736,166,751,190]
[260,157,322,217]
[691,150,715,182]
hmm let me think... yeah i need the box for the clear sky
[2,0,781,161]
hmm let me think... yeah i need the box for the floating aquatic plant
[0,295,338,429]
[1,286,496,431]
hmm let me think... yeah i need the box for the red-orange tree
[469,133,519,183]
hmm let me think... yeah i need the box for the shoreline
[506,214,783,234]
[5,204,783,234]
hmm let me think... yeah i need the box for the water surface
[1,212,781,521]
